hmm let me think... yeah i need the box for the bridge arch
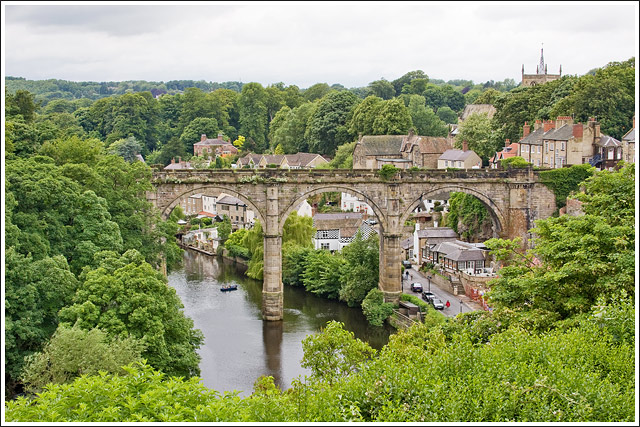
[278,185,387,232]
[161,185,266,225]
[399,185,506,237]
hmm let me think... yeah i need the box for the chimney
[201,134,207,141]
[504,139,511,148]
[171,157,175,164]
[534,119,542,131]
[408,129,415,138]
[543,120,555,132]
[462,140,468,152]
[556,116,573,128]
[523,121,530,138]
[218,132,224,140]
[572,124,583,139]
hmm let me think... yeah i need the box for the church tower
[522,45,562,87]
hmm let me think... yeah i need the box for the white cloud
[3,2,638,87]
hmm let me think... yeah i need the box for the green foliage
[405,95,448,137]
[300,321,376,385]
[454,112,495,161]
[539,163,594,210]
[216,215,233,240]
[367,79,395,100]
[377,164,399,180]
[306,91,359,156]
[436,106,458,124]
[39,135,104,166]
[282,244,314,287]
[444,192,490,241]
[327,141,355,168]
[58,250,204,378]
[371,98,412,134]
[108,136,143,162]
[338,232,379,307]
[4,249,79,382]
[485,164,635,327]
[269,102,317,153]
[238,83,269,153]
[20,324,144,394]
[361,288,394,326]
[224,228,250,259]
[302,250,346,299]
[282,211,315,247]
[500,155,530,169]
[243,221,264,280]
[179,117,220,154]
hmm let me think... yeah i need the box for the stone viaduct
[148,168,556,321]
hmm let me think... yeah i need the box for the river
[167,249,394,396]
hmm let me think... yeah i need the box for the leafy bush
[500,156,530,168]
[377,164,399,180]
[361,288,394,326]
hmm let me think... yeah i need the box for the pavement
[401,263,484,318]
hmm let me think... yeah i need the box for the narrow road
[401,264,483,318]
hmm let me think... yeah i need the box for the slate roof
[285,152,328,167]
[415,136,452,154]
[356,135,405,156]
[432,240,485,262]
[439,149,478,161]
[217,195,246,206]
[239,153,263,165]
[596,135,621,148]
[416,227,458,239]
[622,128,635,142]
[164,161,194,170]
[544,124,573,141]
[401,237,413,250]
[519,127,545,146]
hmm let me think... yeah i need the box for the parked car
[421,291,435,303]
[402,260,412,269]
[431,298,445,310]
[410,282,423,292]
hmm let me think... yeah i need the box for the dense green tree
[306,91,359,156]
[406,95,448,137]
[300,321,376,385]
[327,141,356,168]
[267,106,290,149]
[361,288,394,327]
[391,70,428,96]
[454,112,495,162]
[485,163,635,328]
[39,135,104,166]
[473,88,502,105]
[436,106,458,124]
[20,325,144,394]
[108,136,143,163]
[238,83,269,153]
[282,211,315,247]
[6,89,39,122]
[302,250,345,299]
[4,249,79,387]
[372,98,412,134]
[347,95,383,136]
[58,249,203,378]
[338,232,379,307]
[282,244,314,287]
[303,83,331,102]
[400,78,429,95]
[270,102,317,153]
[367,79,395,100]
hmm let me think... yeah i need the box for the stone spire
[538,44,545,75]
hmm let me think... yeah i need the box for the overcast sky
[2,1,638,88]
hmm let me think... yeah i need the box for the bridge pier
[380,232,402,304]
[263,185,283,321]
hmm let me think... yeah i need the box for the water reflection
[168,249,393,396]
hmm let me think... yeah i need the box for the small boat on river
[220,284,238,292]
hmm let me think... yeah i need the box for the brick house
[216,194,255,230]
[490,139,521,169]
[517,116,623,170]
[193,133,239,158]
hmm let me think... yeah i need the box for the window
[458,161,463,167]
[544,142,548,153]
[549,142,554,150]
[561,142,565,150]
[318,230,331,239]
[535,159,540,166]
[321,243,330,250]
[537,146,541,154]
[522,145,529,153]
[608,149,614,160]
